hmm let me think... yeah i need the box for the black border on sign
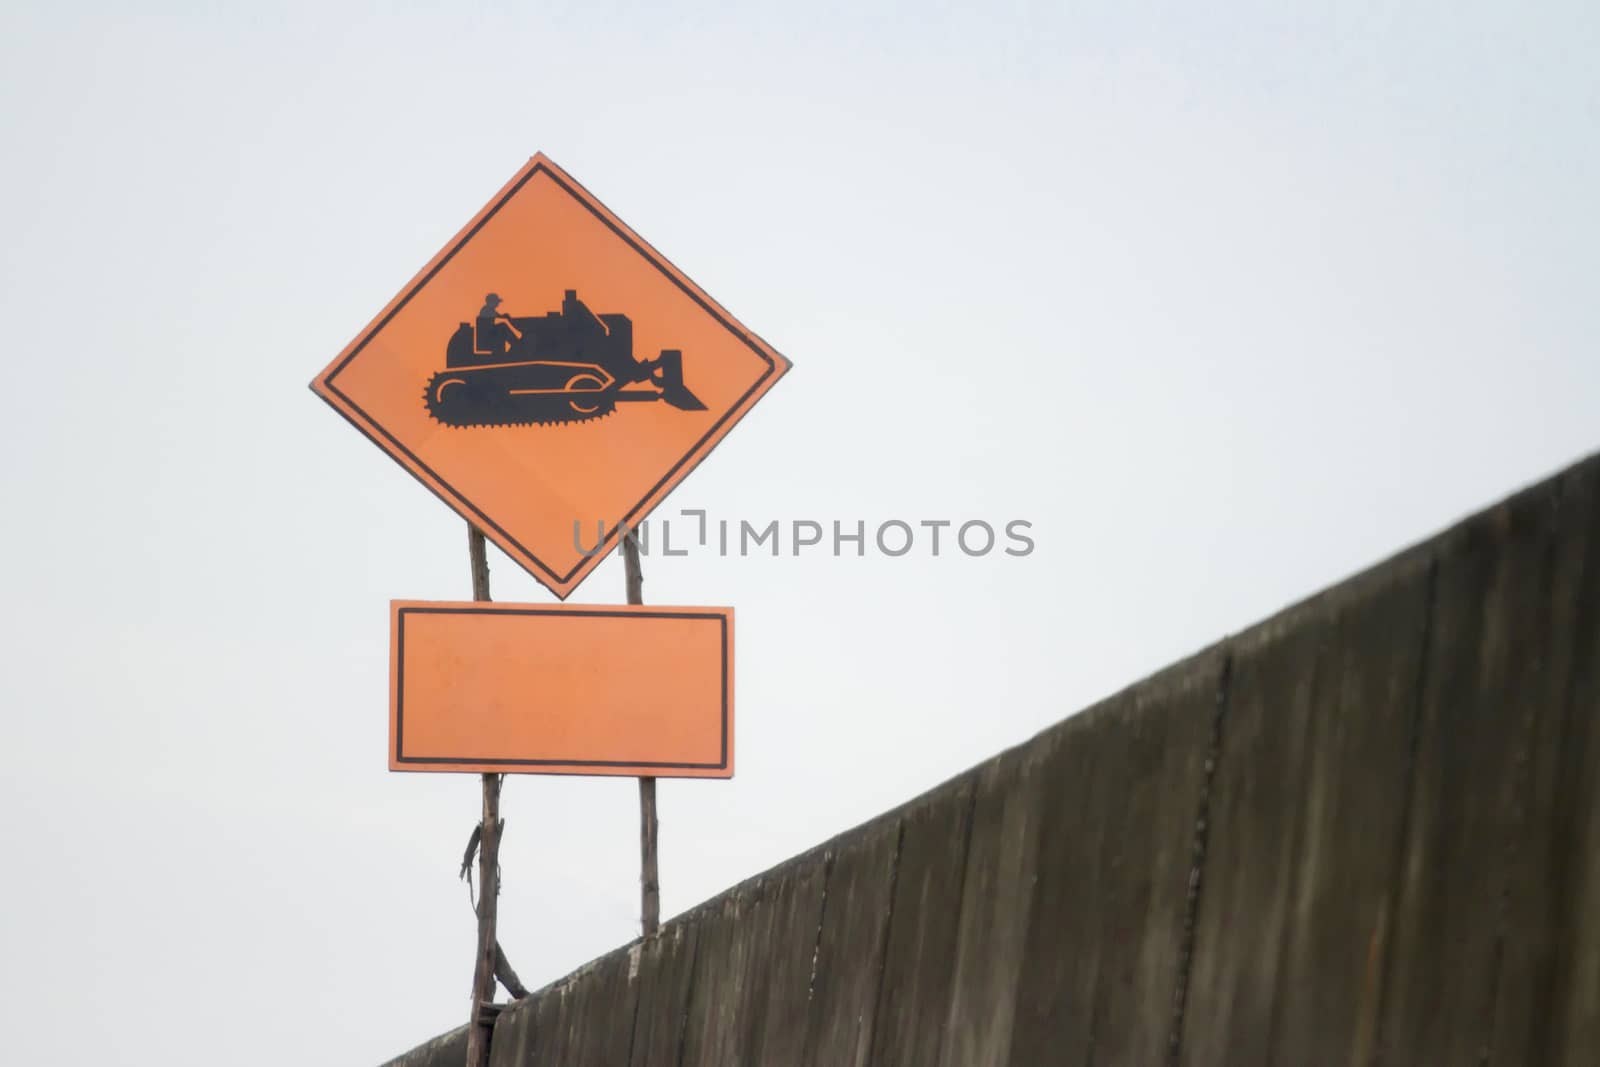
[394,606,730,770]
[320,160,783,593]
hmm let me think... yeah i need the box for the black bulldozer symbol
[424,290,708,428]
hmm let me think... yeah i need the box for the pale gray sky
[1,2,1596,1064]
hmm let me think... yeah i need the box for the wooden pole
[464,524,501,1067]
[623,531,661,936]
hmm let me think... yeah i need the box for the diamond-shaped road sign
[311,153,792,598]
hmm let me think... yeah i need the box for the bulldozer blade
[651,349,707,411]
[660,382,708,411]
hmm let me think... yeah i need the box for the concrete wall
[382,451,1600,1066]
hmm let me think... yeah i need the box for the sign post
[464,526,499,1067]
[624,533,661,935]
[312,153,788,1066]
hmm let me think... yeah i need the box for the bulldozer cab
[474,295,521,356]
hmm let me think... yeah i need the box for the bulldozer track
[419,385,616,428]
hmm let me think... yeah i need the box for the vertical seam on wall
[1481,505,1564,1065]
[780,857,844,1062]
[1083,734,1124,1067]
[672,928,702,1067]
[1165,650,1236,1067]
[1261,618,1333,1059]
[1085,901,1107,1067]
[1533,478,1599,1064]
[1368,554,1440,1066]
[806,851,839,1003]
[1085,817,1107,1067]
[625,940,646,1067]
[861,817,908,1065]
[934,779,985,1066]
[792,851,842,1063]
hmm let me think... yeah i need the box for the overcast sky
[1,2,1596,1064]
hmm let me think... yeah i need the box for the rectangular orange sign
[390,601,733,777]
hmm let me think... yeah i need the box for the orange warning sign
[390,601,733,778]
[312,154,791,599]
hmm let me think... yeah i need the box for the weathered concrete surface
[378,1025,466,1067]
[384,451,1600,1066]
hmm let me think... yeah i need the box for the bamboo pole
[464,524,501,1067]
[623,532,661,936]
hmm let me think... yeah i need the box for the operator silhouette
[475,293,522,355]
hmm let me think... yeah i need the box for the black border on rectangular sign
[392,604,732,774]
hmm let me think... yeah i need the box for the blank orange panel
[390,601,733,778]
